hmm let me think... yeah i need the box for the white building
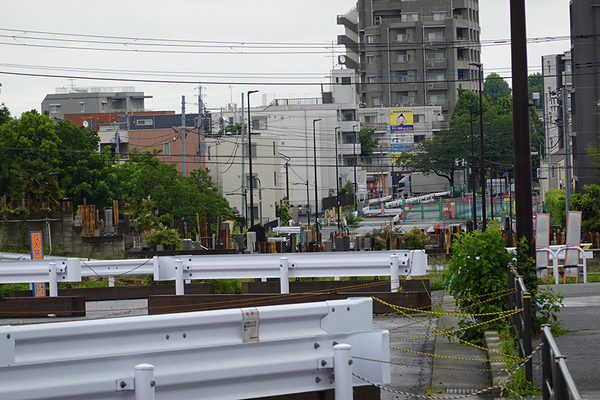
[212,69,446,224]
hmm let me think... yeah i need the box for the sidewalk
[430,292,491,399]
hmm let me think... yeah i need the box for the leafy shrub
[545,189,565,227]
[402,226,430,249]
[445,221,512,341]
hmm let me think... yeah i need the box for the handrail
[541,325,582,400]
[508,266,532,382]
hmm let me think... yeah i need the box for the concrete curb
[483,330,509,398]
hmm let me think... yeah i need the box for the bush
[445,221,512,341]
[402,227,429,249]
[545,189,565,227]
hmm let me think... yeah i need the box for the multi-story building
[337,0,482,120]
[41,86,152,122]
[216,70,448,223]
[570,0,600,192]
[541,52,572,196]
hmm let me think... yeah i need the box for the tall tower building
[337,0,482,120]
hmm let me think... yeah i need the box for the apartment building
[337,0,482,120]
[570,0,600,191]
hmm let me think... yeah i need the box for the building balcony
[426,81,448,90]
[337,15,358,33]
[339,142,361,156]
[425,59,447,69]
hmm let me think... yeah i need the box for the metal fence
[508,266,533,382]
[541,325,582,400]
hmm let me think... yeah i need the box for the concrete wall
[0,211,126,259]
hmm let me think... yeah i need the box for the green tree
[0,103,10,126]
[0,111,61,203]
[545,189,566,227]
[358,127,379,158]
[484,73,511,104]
[9,158,62,210]
[570,184,600,233]
[528,72,543,110]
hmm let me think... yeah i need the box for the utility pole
[197,85,206,170]
[562,87,571,213]
[181,95,186,176]
[241,94,246,227]
[510,0,534,261]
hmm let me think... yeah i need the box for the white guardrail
[0,250,428,296]
[0,297,390,400]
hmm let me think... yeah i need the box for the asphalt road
[546,282,600,399]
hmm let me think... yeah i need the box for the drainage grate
[445,388,479,394]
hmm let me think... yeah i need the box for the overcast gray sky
[0,0,571,117]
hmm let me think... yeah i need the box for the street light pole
[247,90,259,227]
[335,127,341,234]
[466,104,477,229]
[471,62,486,230]
[353,124,359,212]
[313,118,321,234]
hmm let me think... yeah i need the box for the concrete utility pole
[510,0,534,260]
[562,87,572,213]
[197,84,206,170]
[181,95,186,176]
[241,94,246,225]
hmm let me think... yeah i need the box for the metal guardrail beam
[0,298,390,400]
[153,250,428,295]
[0,251,428,296]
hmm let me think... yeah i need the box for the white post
[552,249,559,285]
[48,262,58,297]
[582,249,587,283]
[333,343,353,400]
[175,259,184,295]
[280,257,289,294]
[390,255,400,292]
[108,276,115,287]
[134,363,155,400]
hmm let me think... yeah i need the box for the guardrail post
[390,255,400,293]
[333,344,352,400]
[135,363,155,400]
[279,257,289,294]
[523,288,532,382]
[48,262,58,297]
[541,325,551,400]
[175,259,184,295]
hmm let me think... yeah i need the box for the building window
[246,175,259,189]
[274,171,277,186]
[163,142,171,156]
[373,97,383,106]
[427,31,444,41]
[367,55,375,64]
[136,119,153,126]
[341,76,351,85]
[426,52,444,60]
[398,54,410,63]
[397,33,409,42]
[252,118,267,130]
[342,110,355,121]
[364,115,377,124]
[367,76,376,84]
[400,13,419,22]
[245,143,258,159]
[50,104,61,113]
[366,35,374,43]
[432,11,447,21]
[79,102,85,113]
[101,102,108,111]
[346,157,357,166]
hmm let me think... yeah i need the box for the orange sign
[30,231,46,297]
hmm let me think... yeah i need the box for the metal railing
[0,298,390,400]
[541,325,582,400]
[0,250,428,296]
[508,266,533,382]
